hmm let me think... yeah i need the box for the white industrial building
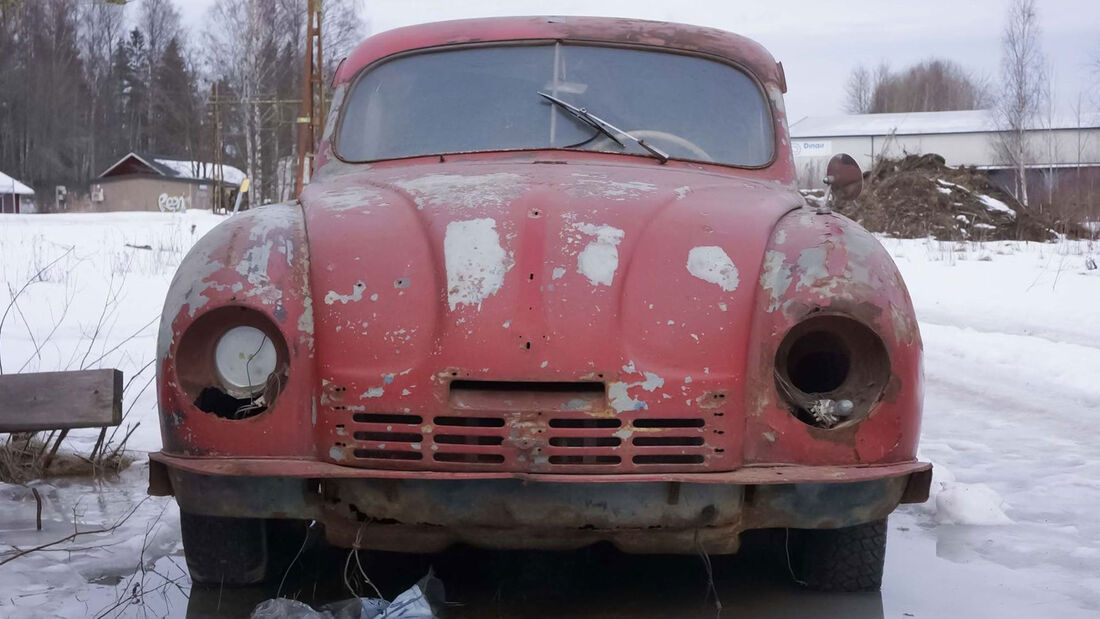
[789,109,1100,195]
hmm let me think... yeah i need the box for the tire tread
[799,519,887,592]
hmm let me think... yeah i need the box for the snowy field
[1,211,1099,617]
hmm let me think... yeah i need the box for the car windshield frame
[332,40,778,170]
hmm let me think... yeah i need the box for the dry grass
[0,433,134,484]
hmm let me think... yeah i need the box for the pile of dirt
[808,154,1052,241]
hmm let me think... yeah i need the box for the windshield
[337,44,775,166]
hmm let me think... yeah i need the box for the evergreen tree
[151,37,198,157]
[124,28,148,152]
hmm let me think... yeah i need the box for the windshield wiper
[538,91,669,164]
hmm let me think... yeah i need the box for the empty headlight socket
[773,314,890,428]
[174,306,290,420]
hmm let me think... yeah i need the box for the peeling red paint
[152,17,926,552]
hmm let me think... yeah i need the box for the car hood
[300,159,801,410]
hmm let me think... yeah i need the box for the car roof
[335,16,782,88]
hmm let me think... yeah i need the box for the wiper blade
[538,91,669,163]
[539,91,623,149]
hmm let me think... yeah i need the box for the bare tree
[866,59,990,114]
[138,0,182,153]
[1092,48,1100,108]
[1037,63,1056,211]
[845,65,872,114]
[320,0,367,69]
[204,0,278,207]
[76,1,125,176]
[994,0,1045,208]
[139,0,181,66]
[204,0,364,205]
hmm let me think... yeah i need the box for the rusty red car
[150,16,930,592]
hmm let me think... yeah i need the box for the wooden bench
[0,368,123,465]
[0,369,123,530]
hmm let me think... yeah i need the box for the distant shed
[92,152,246,212]
[1,169,34,214]
[790,109,1100,191]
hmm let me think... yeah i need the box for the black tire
[796,519,887,592]
[180,511,269,586]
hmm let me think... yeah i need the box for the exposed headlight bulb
[214,325,278,398]
[809,398,854,428]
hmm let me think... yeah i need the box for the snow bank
[935,483,1013,525]
[976,193,1016,218]
[0,211,225,453]
[890,237,1100,612]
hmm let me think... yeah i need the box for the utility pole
[295,0,324,197]
[212,82,224,213]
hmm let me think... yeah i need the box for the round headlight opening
[174,307,289,420]
[775,314,889,429]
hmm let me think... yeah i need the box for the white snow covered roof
[153,158,247,186]
[790,109,1100,138]
[99,152,246,186]
[0,170,34,195]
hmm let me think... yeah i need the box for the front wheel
[795,519,887,592]
[180,511,270,586]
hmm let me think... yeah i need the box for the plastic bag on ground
[250,571,442,619]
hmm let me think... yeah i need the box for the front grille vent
[340,407,714,472]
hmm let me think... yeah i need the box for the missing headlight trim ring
[174,306,289,420]
[774,314,890,429]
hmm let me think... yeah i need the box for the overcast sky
[177,0,1099,122]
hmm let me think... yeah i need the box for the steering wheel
[591,129,714,162]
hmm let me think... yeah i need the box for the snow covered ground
[1,213,1099,617]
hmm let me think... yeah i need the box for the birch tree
[205,0,279,207]
[204,0,364,206]
[994,0,1045,208]
[76,0,125,177]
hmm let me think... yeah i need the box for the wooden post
[31,487,42,531]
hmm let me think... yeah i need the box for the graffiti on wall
[158,193,188,212]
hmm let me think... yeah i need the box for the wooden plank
[0,369,123,433]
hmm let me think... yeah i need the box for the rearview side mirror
[824,154,863,203]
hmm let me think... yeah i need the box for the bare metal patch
[760,250,793,312]
[324,281,366,305]
[444,218,512,310]
[686,246,740,292]
[574,223,624,287]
